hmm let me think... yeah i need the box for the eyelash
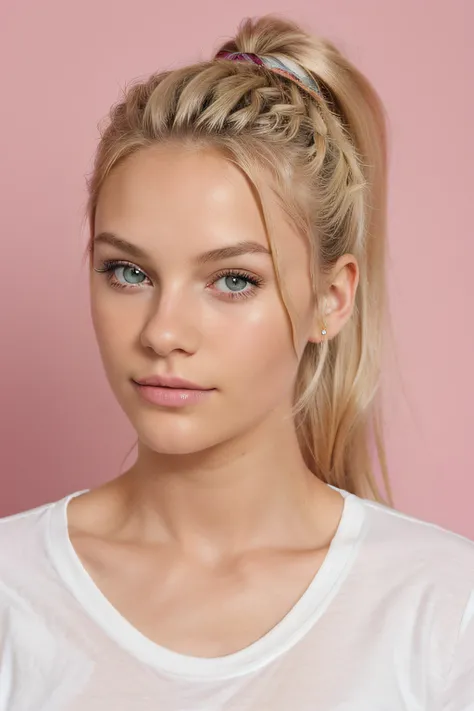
[93,260,264,301]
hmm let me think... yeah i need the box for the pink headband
[215,51,322,101]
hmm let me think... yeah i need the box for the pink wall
[1,1,472,536]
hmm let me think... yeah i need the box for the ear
[308,255,359,343]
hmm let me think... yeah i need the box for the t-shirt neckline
[46,485,366,681]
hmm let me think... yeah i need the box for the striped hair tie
[215,50,322,100]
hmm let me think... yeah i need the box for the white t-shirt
[0,487,473,710]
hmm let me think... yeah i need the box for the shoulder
[0,492,91,624]
[0,498,58,572]
[0,495,60,532]
[0,493,78,591]
[360,492,474,544]
[353,493,474,619]
[352,494,474,693]
[0,497,54,537]
[0,499,58,620]
[357,494,474,576]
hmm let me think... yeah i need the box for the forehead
[94,143,310,277]
[95,144,266,239]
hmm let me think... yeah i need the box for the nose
[139,286,201,357]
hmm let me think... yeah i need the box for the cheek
[90,296,138,371]
[221,302,298,398]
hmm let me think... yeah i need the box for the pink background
[0,1,472,536]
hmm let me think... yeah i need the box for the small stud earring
[321,316,328,337]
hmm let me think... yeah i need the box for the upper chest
[70,531,330,657]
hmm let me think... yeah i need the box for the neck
[115,416,341,558]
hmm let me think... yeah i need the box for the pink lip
[132,375,215,409]
[134,375,210,390]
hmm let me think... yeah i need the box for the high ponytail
[87,14,393,504]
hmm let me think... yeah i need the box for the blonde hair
[86,14,394,505]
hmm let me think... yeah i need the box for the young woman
[0,14,472,710]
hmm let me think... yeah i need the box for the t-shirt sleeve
[441,590,474,710]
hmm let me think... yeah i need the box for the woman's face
[90,143,319,455]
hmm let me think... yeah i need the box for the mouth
[132,380,215,408]
[133,375,213,391]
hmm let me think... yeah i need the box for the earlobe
[308,301,330,344]
[318,316,329,342]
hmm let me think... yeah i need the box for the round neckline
[46,485,366,681]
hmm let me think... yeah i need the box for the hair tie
[215,50,322,100]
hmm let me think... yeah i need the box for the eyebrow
[92,231,271,264]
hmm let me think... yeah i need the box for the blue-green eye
[94,260,264,300]
[116,265,146,285]
[93,260,150,290]
[217,275,249,292]
[209,269,264,300]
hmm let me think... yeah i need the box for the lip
[132,378,215,409]
[133,375,211,391]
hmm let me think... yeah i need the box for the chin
[131,410,227,457]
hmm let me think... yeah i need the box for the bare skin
[68,142,359,657]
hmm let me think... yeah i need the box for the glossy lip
[132,380,215,409]
[133,375,213,391]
